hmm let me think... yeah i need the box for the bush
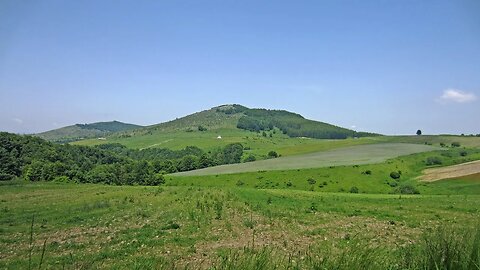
[362,170,372,175]
[244,155,256,162]
[350,186,359,193]
[307,178,316,185]
[267,151,279,158]
[388,181,398,187]
[390,171,401,180]
[460,151,468,157]
[451,142,461,147]
[395,184,420,194]
[426,156,442,166]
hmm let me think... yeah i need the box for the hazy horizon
[1,1,479,135]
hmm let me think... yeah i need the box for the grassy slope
[174,143,439,176]
[169,148,480,195]
[73,105,378,156]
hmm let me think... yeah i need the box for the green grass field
[3,136,480,269]
[1,181,479,269]
[173,143,439,176]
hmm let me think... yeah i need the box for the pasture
[2,136,480,269]
[1,181,479,269]
[173,143,439,176]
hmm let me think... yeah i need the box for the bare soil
[419,160,480,182]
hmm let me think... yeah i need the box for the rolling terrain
[36,121,142,143]
[73,105,378,156]
[173,143,439,176]
[2,106,480,269]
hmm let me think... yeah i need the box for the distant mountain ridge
[36,121,142,143]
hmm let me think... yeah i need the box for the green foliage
[416,129,422,135]
[390,171,401,179]
[395,184,420,194]
[236,108,378,139]
[222,143,244,164]
[451,142,461,147]
[0,132,251,185]
[267,151,278,158]
[426,156,443,166]
[198,125,207,132]
[178,155,199,172]
[244,155,256,163]
[350,186,359,193]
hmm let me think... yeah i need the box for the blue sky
[0,0,479,135]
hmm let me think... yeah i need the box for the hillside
[74,105,379,153]
[36,121,142,143]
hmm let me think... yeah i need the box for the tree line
[235,109,378,139]
[0,132,244,185]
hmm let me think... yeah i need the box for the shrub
[460,150,468,157]
[198,125,207,131]
[267,151,278,158]
[395,184,420,194]
[362,170,372,175]
[388,181,398,187]
[451,142,461,147]
[426,156,442,166]
[236,180,244,186]
[390,171,401,180]
[244,155,256,162]
[350,186,359,193]
[307,178,316,185]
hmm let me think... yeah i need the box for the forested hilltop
[228,105,378,139]
[0,132,246,185]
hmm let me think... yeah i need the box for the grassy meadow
[1,181,480,269]
[173,143,439,176]
[2,141,480,269]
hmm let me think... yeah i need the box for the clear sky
[1,0,479,135]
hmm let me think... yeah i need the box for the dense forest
[0,132,244,185]
[234,107,378,139]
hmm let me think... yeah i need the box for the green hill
[74,105,379,154]
[36,121,142,143]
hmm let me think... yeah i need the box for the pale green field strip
[173,143,439,176]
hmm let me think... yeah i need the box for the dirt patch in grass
[419,160,480,182]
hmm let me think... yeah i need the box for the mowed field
[173,143,439,176]
[420,160,480,182]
